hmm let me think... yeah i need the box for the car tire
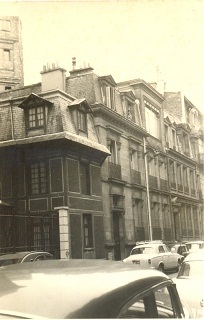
[158,264,164,272]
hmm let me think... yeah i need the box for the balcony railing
[178,184,183,192]
[160,179,168,191]
[191,189,196,197]
[108,162,121,180]
[131,169,141,185]
[149,175,158,189]
[184,186,189,194]
[170,181,176,189]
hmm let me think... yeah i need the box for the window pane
[31,162,47,195]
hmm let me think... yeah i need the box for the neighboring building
[163,92,204,241]
[0,65,110,258]
[0,16,24,92]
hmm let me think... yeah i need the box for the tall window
[183,167,188,188]
[101,86,115,110]
[109,140,119,164]
[130,150,139,171]
[28,106,44,129]
[169,160,176,188]
[78,110,87,133]
[3,49,11,61]
[80,162,90,195]
[30,161,47,194]
[164,125,169,147]
[145,104,159,139]
[172,129,176,148]
[177,163,182,189]
[83,214,93,248]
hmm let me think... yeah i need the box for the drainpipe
[143,137,153,241]
[10,100,14,140]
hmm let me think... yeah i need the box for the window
[3,49,11,61]
[183,166,188,192]
[130,150,139,171]
[83,214,93,247]
[119,285,179,318]
[165,125,169,146]
[5,86,12,91]
[145,103,160,139]
[169,160,176,188]
[28,106,44,129]
[30,161,47,194]
[101,85,115,110]
[109,140,119,164]
[78,110,87,133]
[80,162,90,195]
[0,19,11,31]
[172,129,176,148]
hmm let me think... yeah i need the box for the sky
[0,0,204,112]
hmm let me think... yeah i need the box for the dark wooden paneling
[70,214,82,258]
[29,198,48,212]
[69,197,103,211]
[67,159,80,193]
[50,158,63,193]
[2,164,12,198]
[91,165,102,196]
[94,215,105,259]
[17,163,25,196]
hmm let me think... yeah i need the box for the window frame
[29,161,48,195]
[27,106,45,130]
[83,214,93,248]
[80,162,91,195]
[77,109,87,133]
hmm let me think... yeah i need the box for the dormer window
[18,93,52,136]
[78,109,87,133]
[101,85,115,110]
[28,106,44,129]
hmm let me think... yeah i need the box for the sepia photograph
[0,0,203,318]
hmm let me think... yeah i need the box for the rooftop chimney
[41,63,67,92]
[69,57,94,78]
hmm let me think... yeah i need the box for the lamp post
[143,138,153,241]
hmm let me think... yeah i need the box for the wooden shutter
[67,159,80,193]
[70,214,82,258]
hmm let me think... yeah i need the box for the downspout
[143,137,153,241]
[10,100,14,140]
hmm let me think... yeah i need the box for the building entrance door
[113,212,122,260]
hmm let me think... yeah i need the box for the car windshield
[131,247,154,255]
[177,261,204,279]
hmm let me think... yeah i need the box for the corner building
[0,66,110,258]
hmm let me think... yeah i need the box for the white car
[173,250,204,318]
[123,243,183,272]
[185,240,204,253]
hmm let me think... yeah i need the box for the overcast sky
[1,0,204,112]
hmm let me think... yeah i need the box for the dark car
[0,251,53,266]
[0,259,189,319]
[169,243,189,259]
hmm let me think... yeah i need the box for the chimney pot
[72,57,76,70]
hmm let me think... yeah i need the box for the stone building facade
[0,16,24,92]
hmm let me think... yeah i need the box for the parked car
[185,240,204,253]
[173,250,204,318]
[123,243,183,272]
[0,251,53,266]
[168,243,189,259]
[0,259,189,319]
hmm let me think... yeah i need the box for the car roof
[183,250,204,262]
[0,251,52,260]
[132,243,164,249]
[0,259,171,318]
[185,240,204,244]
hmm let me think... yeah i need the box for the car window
[0,259,19,266]
[178,261,204,278]
[159,246,165,253]
[131,247,154,255]
[119,285,179,318]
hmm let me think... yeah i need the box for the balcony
[131,169,141,185]
[108,162,121,180]
[160,179,168,191]
[149,175,158,189]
